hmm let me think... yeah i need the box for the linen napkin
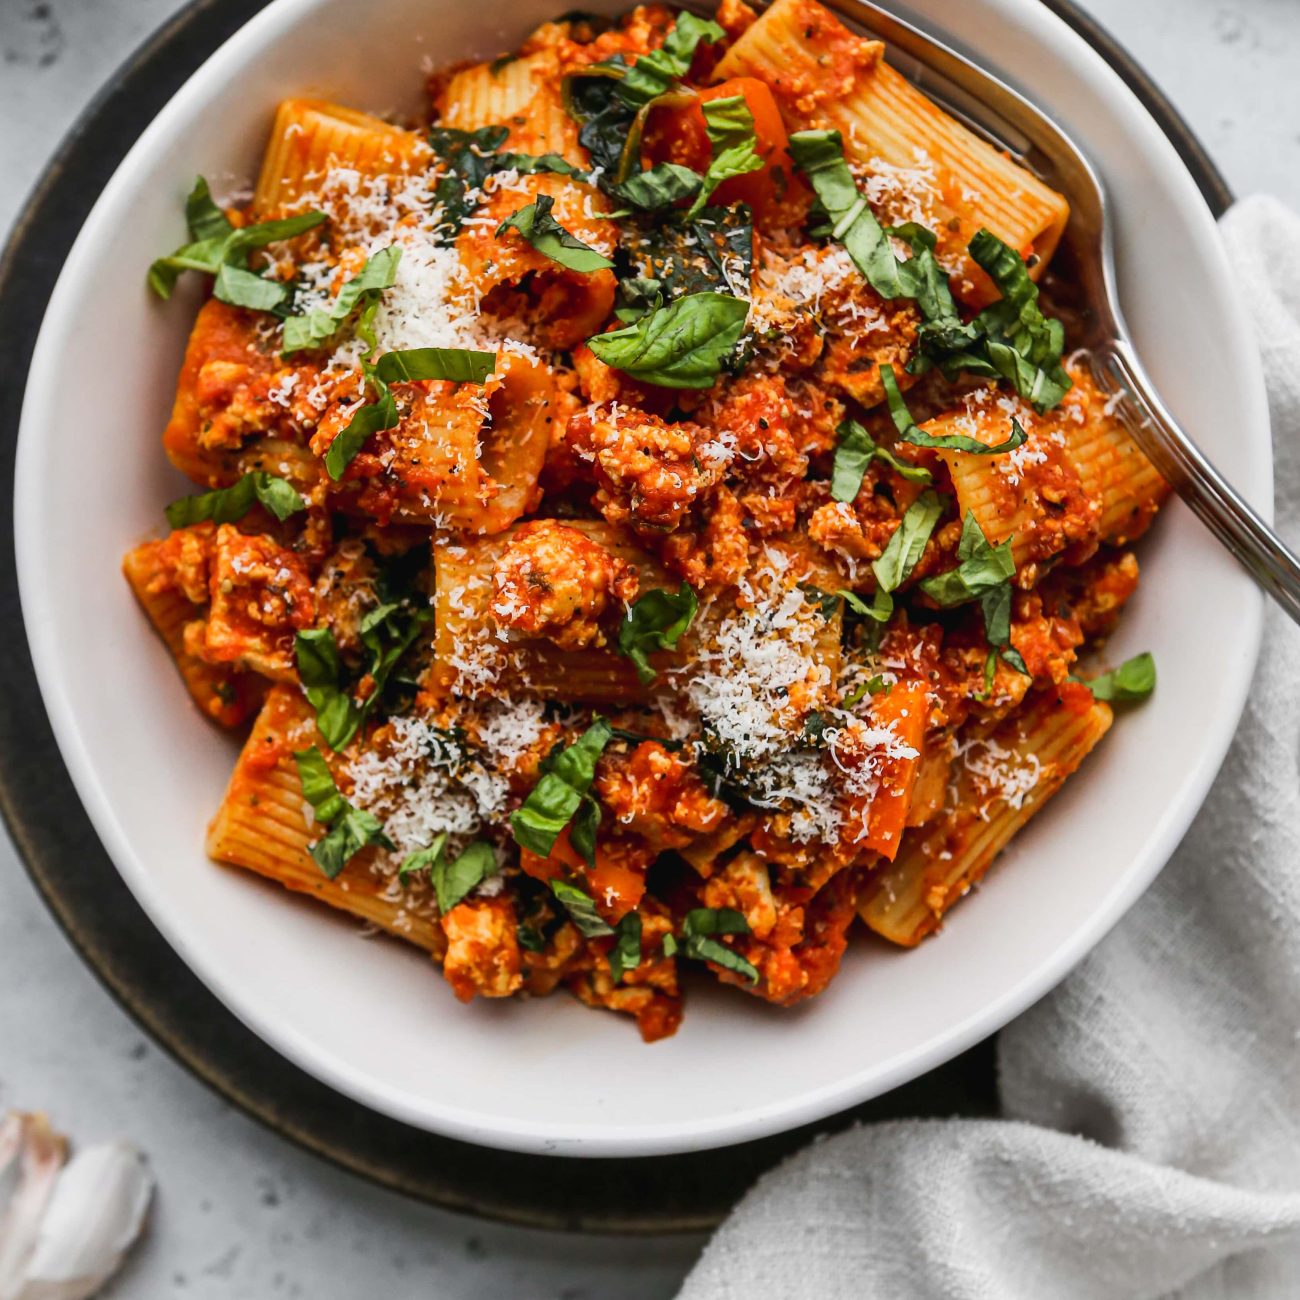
[678,195,1300,1300]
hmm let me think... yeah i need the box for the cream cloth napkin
[679,195,1300,1300]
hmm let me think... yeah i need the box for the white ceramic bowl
[15,0,1269,1156]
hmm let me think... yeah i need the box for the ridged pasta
[859,688,1112,946]
[714,0,1069,304]
[438,49,583,162]
[253,99,431,215]
[207,686,445,955]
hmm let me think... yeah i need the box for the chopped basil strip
[1083,651,1156,702]
[919,512,1016,607]
[564,14,721,187]
[609,912,643,983]
[511,719,614,858]
[165,471,305,528]
[294,595,432,750]
[881,364,1027,455]
[979,581,1029,678]
[785,134,1070,410]
[967,230,1072,410]
[293,746,393,879]
[280,245,401,353]
[431,841,499,913]
[550,879,614,938]
[587,290,748,388]
[678,907,758,984]
[295,629,362,751]
[373,347,497,385]
[148,176,324,306]
[621,204,753,301]
[839,587,895,623]
[617,582,698,683]
[496,193,613,273]
[609,162,703,211]
[872,490,945,593]
[496,151,588,179]
[398,832,448,881]
[787,131,903,300]
[569,795,602,868]
[325,345,495,479]
[427,124,510,243]
[830,416,931,504]
[325,391,396,480]
[687,95,763,218]
[615,13,722,105]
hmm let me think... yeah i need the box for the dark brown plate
[0,0,1228,1234]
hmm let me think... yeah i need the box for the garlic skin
[0,1116,152,1300]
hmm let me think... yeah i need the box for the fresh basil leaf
[663,933,679,957]
[517,923,546,953]
[617,582,698,683]
[324,389,397,480]
[799,584,841,620]
[281,245,401,353]
[294,746,347,820]
[213,263,289,312]
[614,13,722,105]
[550,878,614,937]
[788,130,905,300]
[295,629,363,751]
[432,840,498,913]
[165,471,305,528]
[881,364,1027,455]
[1083,651,1156,702]
[919,512,1016,607]
[373,347,497,385]
[976,581,1027,677]
[496,193,613,273]
[566,14,719,186]
[569,796,602,868]
[830,419,873,503]
[830,417,931,504]
[839,587,895,623]
[844,673,890,707]
[872,490,945,593]
[428,124,510,243]
[609,162,703,211]
[622,204,753,300]
[495,151,588,179]
[293,746,393,878]
[687,94,764,218]
[398,832,448,881]
[679,907,758,983]
[148,179,325,302]
[184,176,234,244]
[587,290,748,388]
[609,912,643,983]
[967,229,1072,410]
[511,719,614,857]
[614,276,665,322]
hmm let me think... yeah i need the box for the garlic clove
[13,1143,152,1300]
[0,1116,67,1300]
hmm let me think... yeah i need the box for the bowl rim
[10,0,1269,1159]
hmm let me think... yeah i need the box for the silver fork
[818,0,1300,624]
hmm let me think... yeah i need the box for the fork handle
[1093,341,1300,625]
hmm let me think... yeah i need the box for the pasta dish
[125,0,1162,1041]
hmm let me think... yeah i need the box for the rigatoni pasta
[131,0,1163,1041]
